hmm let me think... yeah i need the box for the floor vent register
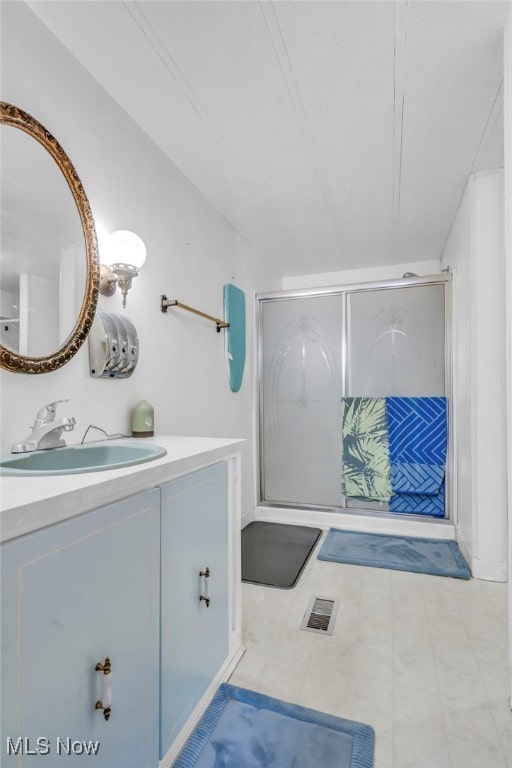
[300,596,339,635]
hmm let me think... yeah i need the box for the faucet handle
[34,399,70,427]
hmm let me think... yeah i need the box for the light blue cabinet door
[160,463,229,759]
[1,489,160,768]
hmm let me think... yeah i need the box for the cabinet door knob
[95,657,112,721]
[199,567,211,607]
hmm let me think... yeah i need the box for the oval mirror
[0,102,99,373]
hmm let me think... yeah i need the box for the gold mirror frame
[0,102,99,374]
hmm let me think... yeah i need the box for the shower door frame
[256,273,454,522]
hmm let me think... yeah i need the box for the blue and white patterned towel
[386,397,447,467]
[390,482,445,517]
[386,397,447,517]
[391,462,444,496]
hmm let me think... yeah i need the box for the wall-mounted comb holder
[89,309,139,378]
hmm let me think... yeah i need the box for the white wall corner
[443,168,508,583]
[472,171,508,573]
[455,529,472,574]
[442,179,474,561]
[457,533,507,584]
[241,509,255,529]
[503,9,512,693]
[470,558,508,583]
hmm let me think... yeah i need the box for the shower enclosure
[258,274,451,518]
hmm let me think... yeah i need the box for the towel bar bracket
[160,295,229,333]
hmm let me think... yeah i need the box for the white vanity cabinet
[1,488,161,767]
[0,437,243,768]
[159,463,230,762]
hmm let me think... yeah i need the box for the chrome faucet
[11,400,76,453]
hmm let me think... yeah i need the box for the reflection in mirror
[1,125,86,357]
[0,102,98,374]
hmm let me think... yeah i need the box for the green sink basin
[0,442,167,476]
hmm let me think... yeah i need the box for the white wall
[19,272,60,357]
[0,289,17,318]
[0,289,19,351]
[442,170,508,582]
[442,182,474,557]
[0,3,254,518]
[281,259,442,291]
[504,8,512,703]
[472,173,507,577]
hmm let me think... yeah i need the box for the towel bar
[160,296,229,333]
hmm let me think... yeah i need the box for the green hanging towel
[341,397,392,502]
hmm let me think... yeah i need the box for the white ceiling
[28,1,510,278]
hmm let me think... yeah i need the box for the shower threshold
[254,503,454,541]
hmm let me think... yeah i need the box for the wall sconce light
[99,230,147,308]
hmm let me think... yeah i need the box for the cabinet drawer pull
[199,567,211,607]
[95,657,112,721]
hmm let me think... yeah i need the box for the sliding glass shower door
[346,285,445,397]
[259,278,449,514]
[260,295,344,506]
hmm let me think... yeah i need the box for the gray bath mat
[242,521,322,589]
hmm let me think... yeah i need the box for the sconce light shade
[99,230,147,308]
[107,230,147,270]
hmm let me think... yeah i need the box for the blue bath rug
[174,683,375,768]
[318,528,470,579]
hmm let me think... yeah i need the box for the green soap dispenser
[131,400,154,437]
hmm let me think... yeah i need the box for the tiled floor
[229,532,511,768]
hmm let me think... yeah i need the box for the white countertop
[0,435,244,544]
